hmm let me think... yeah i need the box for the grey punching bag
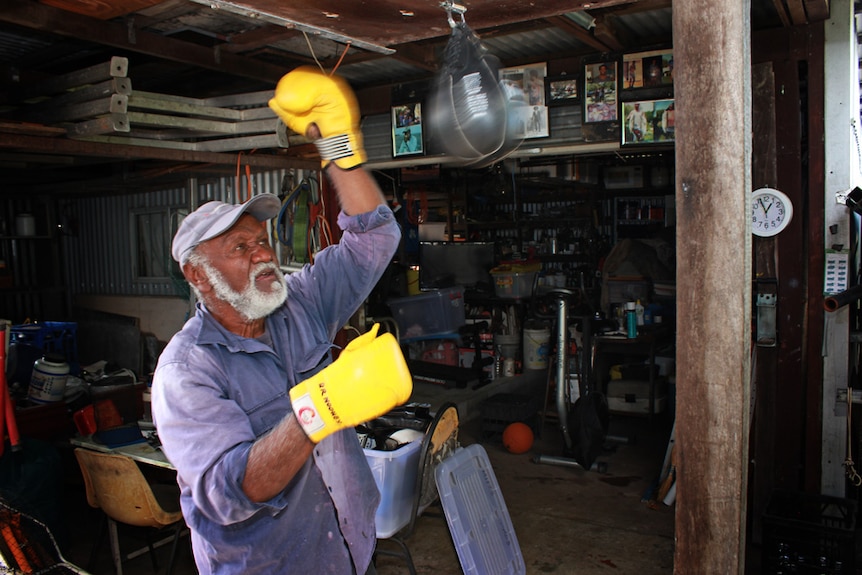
[427,22,523,167]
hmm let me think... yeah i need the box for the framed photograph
[622,49,673,90]
[622,99,675,145]
[392,103,424,157]
[500,62,549,138]
[546,74,579,106]
[584,60,618,123]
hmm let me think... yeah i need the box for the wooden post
[673,1,751,573]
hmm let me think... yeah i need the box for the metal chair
[0,496,90,574]
[375,402,460,574]
[73,448,185,575]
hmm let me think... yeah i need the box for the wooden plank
[12,57,128,102]
[30,94,128,123]
[126,111,275,135]
[67,113,130,136]
[1,0,286,85]
[0,121,66,137]
[39,0,164,20]
[17,78,132,109]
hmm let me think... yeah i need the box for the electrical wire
[303,31,326,73]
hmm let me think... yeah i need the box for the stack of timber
[1,56,305,152]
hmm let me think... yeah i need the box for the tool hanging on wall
[276,175,329,265]
[306,176,332,263]
[235,150,255,203]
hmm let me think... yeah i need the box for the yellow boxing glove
[268,66,367,170]
[289,324,412,443]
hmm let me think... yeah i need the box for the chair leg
[145,531,159,571]
[107,518,123,575]
[166,523,183,575]
[88,513,107,571]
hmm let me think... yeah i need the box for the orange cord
[330,41,352,75]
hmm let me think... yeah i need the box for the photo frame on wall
[500,62,549,138]
[392,102,424,157]
[584,60,618,123]
[622,98,674,145]
[622,49,673,91]
[546,74,579,106]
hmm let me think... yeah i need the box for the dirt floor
[58,411,676,574]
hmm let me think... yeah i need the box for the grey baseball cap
[171,193,282,264]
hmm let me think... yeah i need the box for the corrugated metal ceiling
[0,0,823,192]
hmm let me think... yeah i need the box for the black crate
[480,393,540,438]
[762,489,856,574]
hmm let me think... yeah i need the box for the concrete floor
[57,374,678,574]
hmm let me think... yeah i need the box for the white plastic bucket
[524,327,551,370]
[494,333,520,361]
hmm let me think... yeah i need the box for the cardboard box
[606,379,666,415]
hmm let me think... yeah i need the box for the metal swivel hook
[440,0,467,28]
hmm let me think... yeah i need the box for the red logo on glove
[297,406,317,426]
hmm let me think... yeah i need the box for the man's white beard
[201,260,287,321]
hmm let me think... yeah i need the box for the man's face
[193,214,287,320]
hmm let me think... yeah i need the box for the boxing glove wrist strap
[316,134,357,164]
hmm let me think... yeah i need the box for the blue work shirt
[152,205,400,574]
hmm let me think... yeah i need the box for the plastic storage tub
[364,438,422,538]
[491,271,536,299]
[388,287,466,340]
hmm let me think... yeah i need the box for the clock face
[752,188,793,237]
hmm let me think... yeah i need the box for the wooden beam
[547,15,614,53]
[786,0,809,24]
[673,0,752,572]
[0,131,316,169]
[769,0,793,26]
[1,0,287,85]
[803,0,831,21]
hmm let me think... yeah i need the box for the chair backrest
[405,402,459,537]
[74,448,181,529]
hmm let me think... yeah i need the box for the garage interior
[0,0,860,573]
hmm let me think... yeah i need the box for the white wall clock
[752,187,793,237]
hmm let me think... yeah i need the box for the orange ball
[502,422,534,454]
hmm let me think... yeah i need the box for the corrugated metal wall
[66,168,301,297]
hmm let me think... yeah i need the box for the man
[152,66,412,575]
[627,102,647,142]
[397,128,419,154]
